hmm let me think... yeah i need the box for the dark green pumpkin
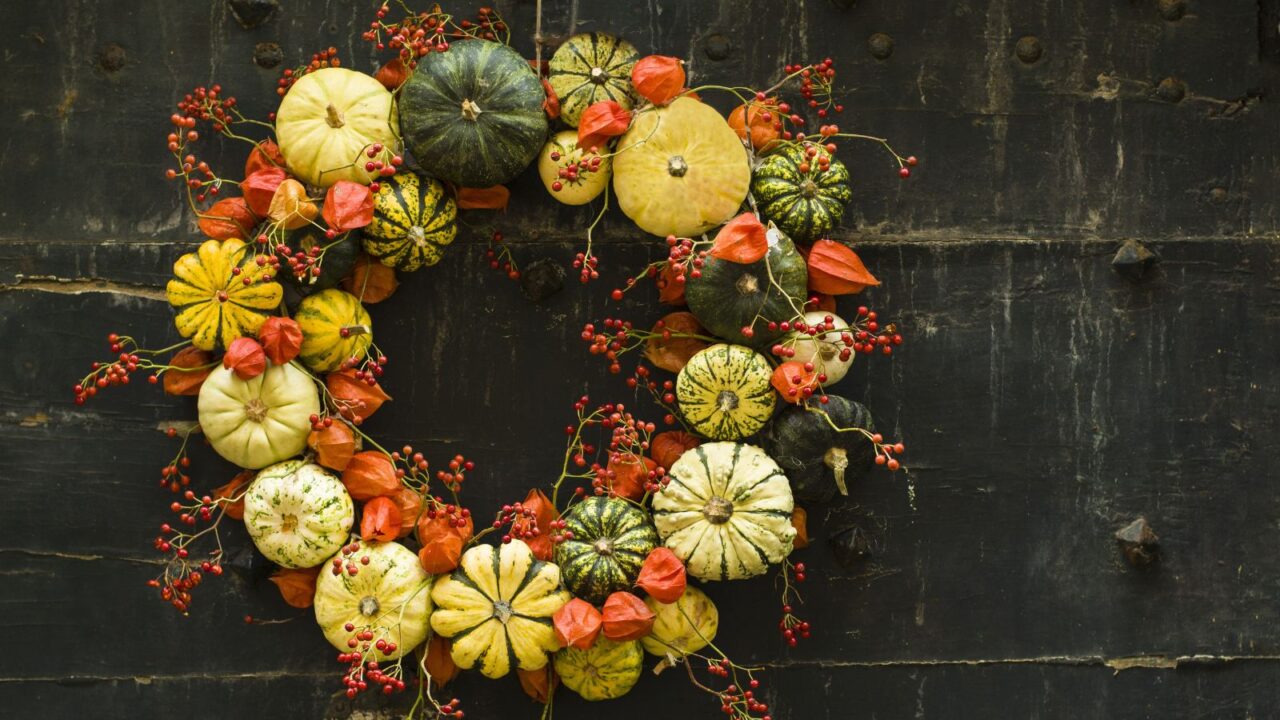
[277,225,361,308]
[684,226,809,348]
[751,144,852,243]
[554,497,658,604]
[399,40,548,188]
[762,395,876,504]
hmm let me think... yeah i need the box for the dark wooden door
[3,1,1278,718]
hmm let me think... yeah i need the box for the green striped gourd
[554,637,643,701]
[554,497,658,604]
[751,143,852,243]
[547,32,640,127]
[676,344,776,441]
[363,171,458,271]
[294,288,371,373]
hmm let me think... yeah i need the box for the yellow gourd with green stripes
[166,238,282,351]
[554,636,643,701]
[363,171,458,272]
[294,288,372,373]
[676,344,776,440]
[547,32,640,127]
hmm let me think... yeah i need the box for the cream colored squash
[314,539,433,661]
[243,459,353,568]
[787,311,855,385]
[640,586,719,657]
[612,97,751,237]
[538,130,611,205]
[275,67,400,187]
[197,362,319,469]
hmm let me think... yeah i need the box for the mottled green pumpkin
[279,225,361,305]
[554,497,658,604]
[684,226,808,347]
[363,172,457,271]
[554,637,643,701]
[547,32,640,127]
[676,344,776,441]
[762,395,876,504]
[399,40,548,187]
[751,144,852,243]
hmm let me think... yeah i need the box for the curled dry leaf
[771,361,820,404]
[197,197,258,240]
[635,547,686,603]
[709,212,769,264]
[649,430,700,471]
[517,665,558,704]
[242,167,288,217]
[806,239,880,295]
[540,77,561,120]
[360,495,401,542]
[791,507,810,550]
[257,316,303,366]
[553,597,603,650]
[577,100,631,151]
[212,470,253,521]
[728,99,782,152]
[601,591,656,641]
[657,263,686,305]
[341,254,399,305]
[269,566,320,609]
[455,185,510,210]
[322,181,374,231]
[644,311,709,373]
[268,178,319,230]
[607,453,656,501]
[516,488,557,561]
[416,513,474,574]
[326,369,392,422]
[631,55,686,106]
[389,486,423,538]
[222,337,266,380]
[424,634,459,686]
[341,451,400,500]
[163,346,214,396]
[308,420,356,472]
[244,139,286,178]
[374,57,410,92]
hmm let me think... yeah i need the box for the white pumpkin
[197,362,319,470]
[244,460,353,568]
[315,540,433,661]
[787,311,855,385]
[651,442,796,581]
[274,67,401,187]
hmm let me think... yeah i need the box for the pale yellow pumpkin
[243,460,353,568]
[538,130,611,205]
[197,362,320,469]
[275,68,400,187]
[315,539,433,662]
[640,586,719,657]
[612,97,751,237]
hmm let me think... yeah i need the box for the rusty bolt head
[229,0,279,29]
[1157,0,1187,21]
[520,257,565,303]
[1015,36,1043,64]
[1209,187,1229,204]
[1115,517,1159,566]
[253,41,283,69]
[1156,77,1186,103]
[1111,239,1161,282]
[98,43,126,73]
[703,33,732,61]
[868,33,895,60]
[830,524,874,571]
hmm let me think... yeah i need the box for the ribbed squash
[243,460,353,568]
[166,238,282,351]
[554,637,643,701]
[197,362,320,469]
[274,67,400,187]
[538,130,611,205]
[315,540,433,661]
[751,143,852,243]
[762,396,876,504]
[612,97,751,237]
[786,311,855,385]
[676,344,776,441]
[684,226,808,347]
[430,540,569,679]
[399,40,548,188]
[295,289,372,373]
[640,586,719,657]
[652,442,796,581]
[554,497,659,604]
[363,171,457,271]
[547,32,640,127]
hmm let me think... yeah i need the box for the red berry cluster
[547,148,605,192]
[329,540,373,578]
[174,84,239,130]
[849,306,902,356]
[580,317,635,374]
[787,57,840,117]
[434,454,474,491]
[336,649,405,699]
[72,333,170,405]
[277,48,341,96]
[717,678,772,719]
[361,142,403,179]
[148,491,229,612]
[420,500,471,526]
[341,352,390,386]
[779,602,812,648]
[484,231,521,281]
[159,451,193,493]
[435,698,465,719]
[572,251,600,284]
[494,501,541,545]
[664,235,706,282]
[871,434,907,472]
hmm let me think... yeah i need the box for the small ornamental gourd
[280,226,362,303]
[274,67,401,187]
[640,586,719,657]
[787,310,855,385]
[652,442,796,581]
[363,171,458,271]
[399,40,548,188]
[314,539,432,661]
[547,32,640,127]
[295,289,372,373]
[554,497,659,604]
[243,460,354,568]
[612,97,751,238]
[166,238,283,351]
[751,143,852,243]
[538,130,611,205]
[197,362,320,469]
[762,395,876,504]
[676,344,776,441]
[554,637,643,702]
[430,540,569,679]
[684,225,808,347]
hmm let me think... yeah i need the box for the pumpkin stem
[325,103,345,129]
[701,496,734,524]
[589,67,608,84]
[359,596,380,616]
[593,538,614,556]
[734,273,760,296]
[280,513,298,533]
[824,446,850,495]
[408,226,428,247]
[667,155,689,177]
[715,390,740,412]
[492,600,514,624]
[460,99,483,121]
[243,398,269,423]
[801,179,819,198]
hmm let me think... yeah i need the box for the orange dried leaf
[517,488,557,561]
[607,453,657,501]
[540,78,561,120]
[728,99,782,152]
[222,336,266,380]
[709,212,768,264]
[213,470,254,521]
[416,513,474,574]
[374,57,410,92]
[635,547,686,603]
[341,254,399,305]
[644,311,709,373]
[308,421,356,472]
[326,369,392,422]
[649,431,700,471]
[791,507,810,550]
[268,178,319,230]
[258,316,303,366]
[577,100,631,151]
[390,486,423,539]
[456,185,510,210]
[242,167,288,217]
[269,566,319,608]
[656,263,686,305]
[424,634,459,686]
[517,665,558,704]
[771,361,820,404]
[360,495,401,542]
[554,598,603,650]
[322,181,374,231]
[807,292,838,313]
[341,451,399,500]
[197,197,258,240]
[806,239,880,295]
[163,346,214,396]
[631,55,686,106]
[244,139,286,178]
[601,591,655,641]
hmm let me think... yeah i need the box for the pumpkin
[537,130,611,205]
[762,395,876,503]
[430,540,570,679]
[751,143,852,243]
[547,32,640,127]
[197,362,320,469]
[243,459,354,568]
[640,586,719,657]
[295,289,372,373]
[684,225,808,347]
[274,67,401,187]
[315,539,433,661]
[166,238,282,351]
[676,344,776,441]
[787,311,855,385]
[363,171,458,271]
[554,497,659,604]
[399,40,548,188]
[652,442,796,581]
[280,226,362,303]
[554,637,643,702]
[612,97,751,238]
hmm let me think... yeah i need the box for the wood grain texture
[1,0,1278,717]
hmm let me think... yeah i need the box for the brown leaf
[389,486,423,539]
[222,336,266,380]
[341,254,399,305]
[601,591,655,641]
[455,185,510,210]
[791,507,810,550]
[709,212,768,264]
[244,139,286,178]
[553,598,603,650]
[424,634,459,686]
[656,263,686,306]
[341,451,400,500]
[258,316,303,366]
[326,369,392,422]
[635,547,686,603]
[360,495,401,542]
[644,311,709,373]
[728,98,782,152]
[517,665,558,704]
[269,566,319,608]
[197,197,258,240]
[771,361,819,404]
[374,57,410,92]
[806,239,880,295]
[268,178,319,231]
[242,167,288,217]
[606,453,656,501]
[649,431,700,471]
[322,181,374,231]
[308,421,356,472]
[540,78,560,120]
[163,346,214,396]
[212,470,254,521]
